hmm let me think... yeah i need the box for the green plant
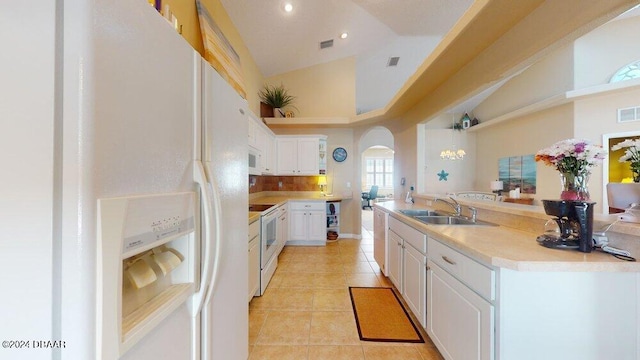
[258,84,297,110]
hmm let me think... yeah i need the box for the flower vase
[559,172,590,201]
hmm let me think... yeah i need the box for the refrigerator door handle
[201,161,224,307]
[191,160,222,316]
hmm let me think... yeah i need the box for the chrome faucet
[435,196,461,216]
[468,207,477,222]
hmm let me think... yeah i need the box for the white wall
[358,126,394,151]
[265,57,356,118]
[473,44,574,121]
[574,15,640,88]
[474,105,575,205]
[356,36,441,114]
[423,128,476,194]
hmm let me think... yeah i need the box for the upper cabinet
[248,112,276,175]
[276,135,327,175]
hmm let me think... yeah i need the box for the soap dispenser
[405,186,414,204]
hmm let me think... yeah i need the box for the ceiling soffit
[381,0,640,130]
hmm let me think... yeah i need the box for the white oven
[259,207,279,294]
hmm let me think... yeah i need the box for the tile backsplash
[249,175,323,193]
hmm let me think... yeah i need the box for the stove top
[249,204,276,212]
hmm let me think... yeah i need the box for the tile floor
[248,210,444,360]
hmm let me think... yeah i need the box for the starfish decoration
[437,170,449,181]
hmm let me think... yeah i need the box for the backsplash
[249,175,323,193]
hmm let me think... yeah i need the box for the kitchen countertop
[376,200,640,272]
[249,212,261,224]
[248,192,352,224]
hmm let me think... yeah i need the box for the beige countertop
[376,200,640,272]
[249,211,261,224]
[247,192,352,223]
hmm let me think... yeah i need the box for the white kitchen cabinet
[388,217,428,328]
[263,132,276,175]
[373,208,388,275]
[275,135,326,175]
[248,220,260,302]
[248,116,258,148]
[276,204,288,254]
[427,237,494,360]
[403,242,427,327]
[428,262,494,360]
[387,229,403,292]
[249,112,276,175]
[288,201,326,245]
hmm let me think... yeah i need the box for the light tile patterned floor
[248,213,444,360]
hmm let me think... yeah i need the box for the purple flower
[574,142,586,153]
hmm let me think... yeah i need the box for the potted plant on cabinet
[258,84,297,118]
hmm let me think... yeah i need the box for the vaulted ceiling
[221,0,640,126]
[219,0,474,77]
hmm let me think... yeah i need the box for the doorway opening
[602,130,640,213]
[358,126,394,237]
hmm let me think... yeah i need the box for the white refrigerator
[0,0,247,359]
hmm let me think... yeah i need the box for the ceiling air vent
[387,57,400,67]
[319,39,334,49]
[618,106,640,123]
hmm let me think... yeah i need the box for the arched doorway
[358,127,394,238]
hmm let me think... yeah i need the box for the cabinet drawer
[428,238,495,301]
[249,219,260,241]
[289,201,325,211]
[389,217,426,253]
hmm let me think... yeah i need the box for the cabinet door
[403,243,426,328]
[428,262,494,360]
[263,133,275,174]
[373,209,387,274]
[307,210,326,241]
[296,137,319,175]
[387,230,403,292]
[278,212,287,252]
[248,237,260,302]
[248,118,257,148]
[276,138,297,174]
[289,210,307,241]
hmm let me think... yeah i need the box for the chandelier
[440,113,466,160]
[440,148,466,160]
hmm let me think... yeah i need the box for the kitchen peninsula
[375,196,640,360]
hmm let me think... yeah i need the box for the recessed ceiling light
[340,32,348,39]
[284,3,293,12]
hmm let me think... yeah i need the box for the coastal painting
[498,155,536,194]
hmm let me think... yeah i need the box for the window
[365,158,393,188]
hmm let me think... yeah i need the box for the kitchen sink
[414,215,497,226]
[399,209,446,217]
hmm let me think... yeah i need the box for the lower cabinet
[248,220,260,302]
[388,217,428,328]
[373,208,388,275]
[427,237,495,360]
[403,242,427,327]
[277,204,288,254]
[387,229,403,292]
[288,201,326,245]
